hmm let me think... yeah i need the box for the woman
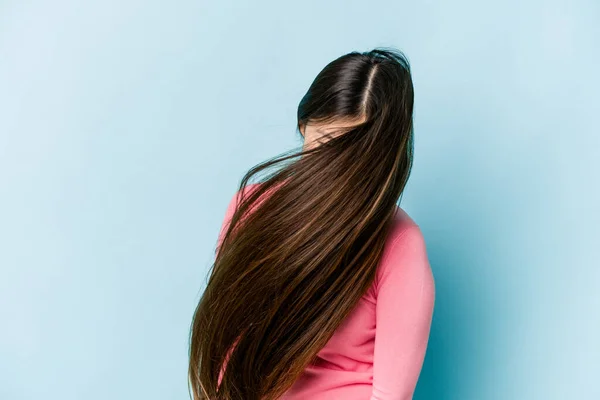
[189,47,435,400]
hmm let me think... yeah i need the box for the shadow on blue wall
[413,241,480,400]
[410,160,505,400]
[413,230,496,400]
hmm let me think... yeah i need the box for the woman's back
[217,184,435,400]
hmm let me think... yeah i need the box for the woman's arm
[370,224,436,400]
[215,183,260,255]
[215,189,240,255]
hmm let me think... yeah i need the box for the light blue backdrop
[1,1,598,399]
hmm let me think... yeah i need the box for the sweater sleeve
[215,189,240,255]
[215,183,261,255]
[215,187,250,387]
[369,224,435,400]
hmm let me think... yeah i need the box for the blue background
[1,1,598,399]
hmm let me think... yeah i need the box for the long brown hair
[188,47,415,400]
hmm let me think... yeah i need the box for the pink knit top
[215,183,435,400]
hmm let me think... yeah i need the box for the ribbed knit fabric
[215,183,435,399]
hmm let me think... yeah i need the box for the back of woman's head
[189,47,415,400]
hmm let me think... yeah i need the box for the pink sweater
[215,184,435,400]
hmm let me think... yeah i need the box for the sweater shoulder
[373,207,433,293]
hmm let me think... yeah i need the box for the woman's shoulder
[374,206,434,294]
[385,206,423,250]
